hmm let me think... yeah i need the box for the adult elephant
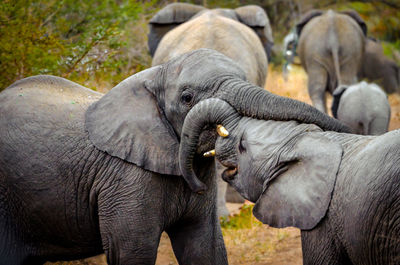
[296,9,367,113]
[359,37,400,94]
[148,2,273,87]
[0,49,347,264]
[179,97,400,265]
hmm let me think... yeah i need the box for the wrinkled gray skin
[359,38,400,94]
[331,81,391,135]
[148,3,273,215]
[296,9,367,113]
[148,3,273,87]
[0,49,348,264]
[179,98,400,265]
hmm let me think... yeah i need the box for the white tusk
[203,149,216,157]
[216,125,229,137]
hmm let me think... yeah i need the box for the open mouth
[222,166,238,181]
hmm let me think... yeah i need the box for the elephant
[359,37,400,94]
[179,97,400,265]
[296,9,367,113]
[0,49,348,264]
[148,3,274,215]
[331,81,391,135]
[148,3,273,87]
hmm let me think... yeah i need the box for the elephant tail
[332,46,341,86]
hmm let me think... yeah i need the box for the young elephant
[0,49,347,264]
[331,81,391,135]
[180,98,400,265]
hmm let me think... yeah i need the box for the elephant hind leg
[307,66,329,113]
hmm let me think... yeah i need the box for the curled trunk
[179,98,240,193]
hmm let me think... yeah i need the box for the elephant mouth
[222,166,238,181]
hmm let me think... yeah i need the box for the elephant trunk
[179,98,240,193]
[216,78,350,132]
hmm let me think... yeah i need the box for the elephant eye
[181,92,193,105]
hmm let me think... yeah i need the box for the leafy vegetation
[1,0,398,90]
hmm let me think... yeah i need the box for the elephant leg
[215,160,230,217]
[167,214,228,265]
[368,115,390,135]
[216,177,230,217]
[307,66,328,113]
[98,195,162,265]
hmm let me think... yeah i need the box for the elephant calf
[180,98,400,265]
[331,81,391,135]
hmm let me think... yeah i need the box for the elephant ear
[341,10,367,36]
[235,5,274,59]
[253,133,342,230]
[85,66,181,176]
[148,3,206,56]
[331,85,348,118]
[295,9,323,36]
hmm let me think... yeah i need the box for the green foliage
[220,204,262,230]
[0,0,157,91]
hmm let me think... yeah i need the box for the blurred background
[1,0,399,92]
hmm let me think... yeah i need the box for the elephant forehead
[173,49,246,81]
[243,120,321,155]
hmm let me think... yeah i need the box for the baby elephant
[331,81,391,135]
[179,98,400,265]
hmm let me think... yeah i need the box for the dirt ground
[47,67,400,265]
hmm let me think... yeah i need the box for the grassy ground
[46,66,400,265]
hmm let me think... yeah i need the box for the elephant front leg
[167,215,228,265]
[98,197,163,265]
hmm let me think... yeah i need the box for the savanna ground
[47,66,400,265]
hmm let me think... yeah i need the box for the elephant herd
[0,3,399,265]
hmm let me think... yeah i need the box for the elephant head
[296,9,367,37]
[179,98,343,228]
[86,49,348,193]
[148,3,274,60]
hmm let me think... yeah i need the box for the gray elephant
[179,98,400,265]
[331,81,391,135]
[296,9,367,113]
[0,49,347,264]
[148,3,273,87]
[148,3,274,215]
[359,37,400,94]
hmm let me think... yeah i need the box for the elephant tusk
[203,149,216,157]
[217,125,229,137]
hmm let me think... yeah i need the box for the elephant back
[152,12,267,87]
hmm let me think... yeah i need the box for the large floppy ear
[85,65,181,176]
[295,9,323,36]
[253,133,342,230]
[235,5,274,59]
[148,3,206,56]
[340,10,367,36]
